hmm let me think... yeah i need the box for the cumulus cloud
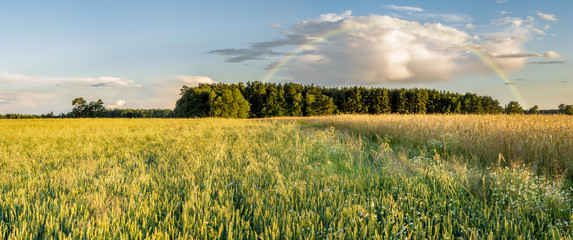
[420,13,468,22]
[0,72,143,114]
[0,72,141,88]
[209,11,557,86]
[0,72,215,114]
[0,89,67,114]
[544,51,561,58]
[320,10,353,22]
[383,5,424,12]
[175,75,216,85]
[107,99,126,109]
[537,12,557,21]
[118,75,217,110]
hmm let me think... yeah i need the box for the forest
[2,82,572,119]
[174,81,547,118]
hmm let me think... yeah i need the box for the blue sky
[0,0,571,114]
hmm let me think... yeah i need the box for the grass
[303,114,573,180]
[0,117,572,239]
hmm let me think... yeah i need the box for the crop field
[0,116,572,239]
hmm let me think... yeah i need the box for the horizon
[1,0,571,114]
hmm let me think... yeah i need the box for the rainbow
[260,20,527,106]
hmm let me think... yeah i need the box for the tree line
[1,83,572,119]
[0,98,174,119]
[174,81,552,118]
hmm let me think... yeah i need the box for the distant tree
[174,85,213,117]
[558,103,573,115]
[368,88,391,114]
[174,82,506,118]
[558,103,566,113]
[283,83,303,116]
[461,93,484,114]
[480,96,503,114]
[528,105,539,114]
[261,85,285,117]
[72,98,87,117]
[337,87,363,114]
[175,83,249,118]
[565,105,573,115]
[308,94,336,116]
[88,99,106,117]
[504,101,523,114]
[413,89,428,114]
[243,82,267,118]
[72,97,105,118]
[391,89,408,113]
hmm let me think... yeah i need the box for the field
[0,116,572,239]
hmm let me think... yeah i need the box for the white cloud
[320,10,353,22]
[537,12,557,21]
[493,17,525,27]
[264,13,547,85]
[175,75,216,85]
[501,11,510,15]
[0,72,215,114]
[420,13,468,22]
[275,15,476,84]
[0,72,141,88]
[544,51,561,58]
[543,24,551,30]
[384,5,467,22]
[383,5,424,12]
[533,28,546,35]
[121,75,217,110]
[208,11,554,88]
[497,0,508,3]
[107,99,126,109]
[269,23,283,28]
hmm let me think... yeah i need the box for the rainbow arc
[260,20,526,106]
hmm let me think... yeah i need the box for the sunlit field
[1,117,572,239]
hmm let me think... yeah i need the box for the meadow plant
[0,118,571,239]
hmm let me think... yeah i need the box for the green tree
[72,97,105,118]
[175,84,249,118]
[308,94,336,116]
[391,89,408,113]
[368,88,391,114]
[504,101,523,114]
[528,105,539,114]
[413,89,428,114]
[174,84,213,117]
[558,104,573,115]
[72,98,87,117]
[283,83,303,116]
[564,105,573,115]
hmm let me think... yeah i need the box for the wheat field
[0,117,572,239]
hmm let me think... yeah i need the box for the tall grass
[0,118,571,239]
[304,114,573,179]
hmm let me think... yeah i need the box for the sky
[0,0,571,114]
